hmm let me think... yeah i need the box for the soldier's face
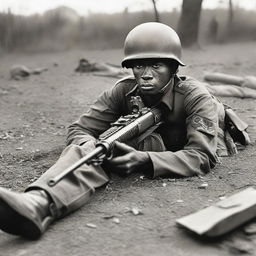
[132,60,173,95]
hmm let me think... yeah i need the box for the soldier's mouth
[140,84,154,90]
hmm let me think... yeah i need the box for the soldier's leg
[26,143,110,217]
[0,142,109,239]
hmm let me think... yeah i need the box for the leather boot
[0,187,56,239]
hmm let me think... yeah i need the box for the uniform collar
[160,77,175,112]
[125,83,139,97]
[126,76,176,112]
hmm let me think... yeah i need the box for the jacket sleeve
[148,87,219,178]
[66,86,122,146]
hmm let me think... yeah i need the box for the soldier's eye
[152,64,160,69]
[135,65,143,69]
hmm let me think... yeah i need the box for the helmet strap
[159,74,175,94]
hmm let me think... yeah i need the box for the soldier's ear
[173,62,179,74]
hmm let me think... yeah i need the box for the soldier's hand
[108,141,151,176]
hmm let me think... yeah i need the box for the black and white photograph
[0,0,256,255]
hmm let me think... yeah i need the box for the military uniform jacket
[67,75,226,178]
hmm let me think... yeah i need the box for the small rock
[130,207,143,216]
[198,182,208,189]
[244,222,256,235]
[103,215,116,219]
[0,89,8,95]
[86,223,97,229]
[112,217,120,224]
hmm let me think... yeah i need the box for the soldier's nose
[141,67,153,80]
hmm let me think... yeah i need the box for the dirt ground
[0,42,256,256]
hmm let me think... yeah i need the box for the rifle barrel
[47,145,105,186]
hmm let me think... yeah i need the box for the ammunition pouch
[224,106,250,146]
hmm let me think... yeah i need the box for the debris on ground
[103,215,121,224]
[32,67,48,75]
[86,223,97,229]
[10,65,48,80]
[176,187,256,237]
[0,89,9,95]
[205,83,256,99]
[112,217,120,224]
[1,43,256,255]
[130,207,143,216]
[198,182,208,189]
[124,207,143,216]
[204,72,256,90]
[74,58,130,78]
[244,222,256,235]
[10,65,30,80]
[227,238,254,255]
[203,72,256,98]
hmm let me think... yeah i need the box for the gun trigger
[106,151,113,160]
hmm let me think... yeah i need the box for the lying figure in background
[75,58,130,78]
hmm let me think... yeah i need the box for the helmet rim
[122,53,185,68]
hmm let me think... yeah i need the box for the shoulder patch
[191,115,216,136]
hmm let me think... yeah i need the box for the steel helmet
[122,22,185,68]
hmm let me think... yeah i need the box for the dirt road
[0,42,256,256]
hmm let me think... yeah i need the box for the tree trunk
[177,0,203,47]
[228,0,234,27]
[151,0,160,22]
[227,0,234,37]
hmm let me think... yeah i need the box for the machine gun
[48,96,162,187]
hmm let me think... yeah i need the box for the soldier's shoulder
[174,75,209,96]
[111,76,137,95]
[114,76,136,87]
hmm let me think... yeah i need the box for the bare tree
[227,0,234,36]
[228,0,234,26]
[151,0,160,22]
[177,0,203,47]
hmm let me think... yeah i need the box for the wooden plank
[176,187,256,237]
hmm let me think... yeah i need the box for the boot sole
[0,189,43,240]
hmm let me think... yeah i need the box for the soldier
[10,65,48,80]
[74,58,130,78]
[0,22,249,240]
